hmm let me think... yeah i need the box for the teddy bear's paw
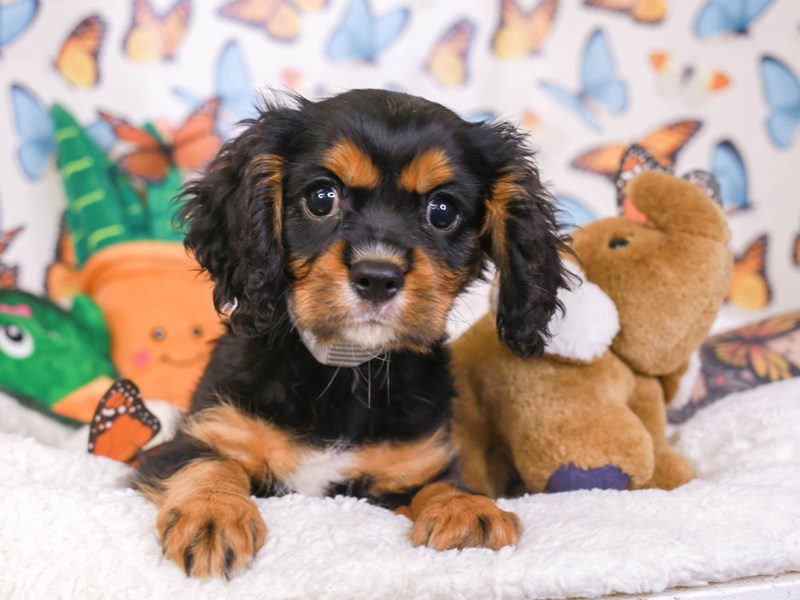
[545,463,631,493]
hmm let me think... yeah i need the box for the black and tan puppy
[134,89,567,578]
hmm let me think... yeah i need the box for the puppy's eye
[609,237,629,249]
[305,185,340,217]
[426,196,459,230]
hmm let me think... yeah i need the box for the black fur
[138,89,566,504]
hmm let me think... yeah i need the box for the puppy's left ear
[471,121,569,357]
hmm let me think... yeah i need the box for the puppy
[134,89,567,578]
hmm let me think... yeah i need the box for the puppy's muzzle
[349,260,405,304]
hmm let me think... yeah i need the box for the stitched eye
[426,196,459,230]
[609,237,629,249]
[191,326,202,338]
[152,327,167,341]
[0,324,34,359]
[305,185,340,217]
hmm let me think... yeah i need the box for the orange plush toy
[51,105,223,412]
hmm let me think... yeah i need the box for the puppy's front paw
[157,493,267,579]
[410,489,521,551]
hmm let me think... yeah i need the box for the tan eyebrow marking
[398,148,454,195]
[322,138,380,189]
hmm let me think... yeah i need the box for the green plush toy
[0,289,116,424]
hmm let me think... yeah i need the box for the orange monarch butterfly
[100,99,222,183]
[727,235,771,311]
[584,0,666,24]
[492,0,557,59]
[54,14,105,88]
[426,19,475,87]
[88,379,160,465]
[571,120,702,181]
[0,226,24,288]
[124,0,191,63]
[219,0,328,42]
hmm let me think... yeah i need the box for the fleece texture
[1,378,800,599]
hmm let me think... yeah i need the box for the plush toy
[0,289,116,423]
[451,146,734,495]
[50,105,224,410]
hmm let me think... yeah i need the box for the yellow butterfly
[54,15,105,88]
[426,19,474,87]
[584,0,666,23]
[492,0,557,59]
[727,235,771,311]
[219,0,328,42]
[124,0,191,63]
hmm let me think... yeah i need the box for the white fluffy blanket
[1,379,800,599]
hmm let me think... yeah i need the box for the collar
[296,325,388,367]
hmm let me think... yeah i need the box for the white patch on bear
[542,262,620,362]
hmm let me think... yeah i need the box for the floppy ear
[180,101,305,336]
[472,122,569,357]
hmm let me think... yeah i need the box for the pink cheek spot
[131,349,152,369]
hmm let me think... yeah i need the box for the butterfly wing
[712,140,750,212]
[640,120,702,166]
[11,84,55,180]
[371,4,410,60]
[216,40,256,121]
[426,19,474,87]
[99,111,160,148]
[160,0,191,57]
[88,379,160,464]
[540,81,600,130]
[581,29,627,113]
[614,144,668,210]
[695,0,773,36]
[571,143,629,178]
[85,118,116,152]
[795,233,800,267]
[327,0,408,63]
[0,0,39,48]
[526,0,557,53]
[760,56,800,149]
[55,15,104,87]
[172,99,222,171]
[728,235,771,310]
[118,149,171,182]
[683,169,721,203]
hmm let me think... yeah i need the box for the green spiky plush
[0,289,116,424]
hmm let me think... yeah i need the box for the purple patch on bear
[545,463,630,493]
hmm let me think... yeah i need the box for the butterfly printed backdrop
[0,0,799,334]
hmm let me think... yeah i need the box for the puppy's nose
[349,261,404,303]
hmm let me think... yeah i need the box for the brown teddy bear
[451,146,734,495]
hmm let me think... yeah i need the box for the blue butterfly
[694,0,774,37]
[464,110,496,123]
[760,56,800,149]
[539,29,626,132]
[327,0,409,63]
[0,0,38,49]
[11,84,114,181]
[555,195,596,232]
[174,40,257,138]
[711,140,751,213]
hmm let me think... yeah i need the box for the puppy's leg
[401,482,521,551]
[135,405,300,578]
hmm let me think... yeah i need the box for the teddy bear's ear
[542,261,620,362]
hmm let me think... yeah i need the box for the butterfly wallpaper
[0,0,798,332]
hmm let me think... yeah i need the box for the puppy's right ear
[180,101,305,336]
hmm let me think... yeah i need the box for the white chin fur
[340,322,397,348]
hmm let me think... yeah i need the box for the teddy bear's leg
[452,384,501,497]
[504,392,655,493]
[628,375,694,490]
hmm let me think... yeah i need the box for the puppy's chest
[274,431,454,499]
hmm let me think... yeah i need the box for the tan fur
[453,170,734,495]
[345,429,455,495]
[246,153,284,241]
[401,482,521,551]
[483,172,520,268]
[398,148,454,195]
[183,403,302,482]
[322,138,380,189]
[150,459,267,578]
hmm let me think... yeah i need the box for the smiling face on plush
[81,241,225,410]
[570,170,733,375]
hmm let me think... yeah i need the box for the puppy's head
[182,89,566,356]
